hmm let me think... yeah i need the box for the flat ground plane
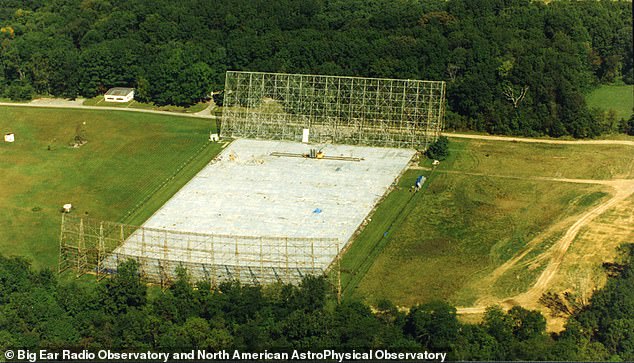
[109,139,414,278]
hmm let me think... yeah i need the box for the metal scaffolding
[222,71,446,149]
[58,215,341,288]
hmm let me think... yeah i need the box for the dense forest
[0,245,633,361]
[0,0,632,137]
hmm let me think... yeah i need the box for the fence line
[58,215,341,288]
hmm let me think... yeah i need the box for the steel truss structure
[58,215,341,289]
[222,71,446,149]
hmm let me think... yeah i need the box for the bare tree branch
[503,85,529,108]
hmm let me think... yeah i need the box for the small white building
[104,87,134,102]
[4,133,14,142]
[302,128,310,143]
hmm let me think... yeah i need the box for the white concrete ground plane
[107,139,415,282]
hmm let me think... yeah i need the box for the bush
[626,114,634,136]
[212,91,224,107]
[6,82,34,101]
[425,136,449,160]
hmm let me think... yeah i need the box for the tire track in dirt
[456,178,634,315]
[430,133,634,314]
[509,179,634,307]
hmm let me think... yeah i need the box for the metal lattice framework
[58,215,341,288]
[222,71,446,149]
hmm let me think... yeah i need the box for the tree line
[0,244,633,361]
[0,0,632,137]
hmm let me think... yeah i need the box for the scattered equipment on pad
[270,149,363,162]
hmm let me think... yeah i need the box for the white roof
[105,87,134,96]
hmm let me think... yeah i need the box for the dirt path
[510,179,634,306]
[191,99,217,117]
[444,132,634,146]
[456,177,634,315]
[0,99,220,119]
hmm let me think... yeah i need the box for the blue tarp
[415,175,426,189]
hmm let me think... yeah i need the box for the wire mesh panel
[222,71,445,149]
[58,215,340,286]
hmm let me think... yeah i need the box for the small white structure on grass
[209,133,219,142]
[4,133,14,142]
[63,203,72,213]
[432,159,440,166]
[104,87,134,102]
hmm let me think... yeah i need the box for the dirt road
[510,179,634,305]
[444,132,634,146]
[0,99,220,119]
[454,175,634,315]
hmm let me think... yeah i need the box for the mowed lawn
[586,84,633,121]
[0,107,221,269]
[449,138,634,180]
[343,138,633,306]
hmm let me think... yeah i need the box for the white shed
[4,133,14,142]
[104,87,134,102]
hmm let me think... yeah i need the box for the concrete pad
[107,139,415,282]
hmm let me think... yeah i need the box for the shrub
[6,82,34,101]
[212,91,224,107]
[425,136,449,160]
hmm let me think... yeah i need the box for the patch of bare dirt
[456,177,634,327]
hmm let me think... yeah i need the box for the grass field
[2,105,632,309]
[586,84,633,121]
[0,106,221,269]
[448,139,634,180]
[341,138,633,307]
[339,169,429,297]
